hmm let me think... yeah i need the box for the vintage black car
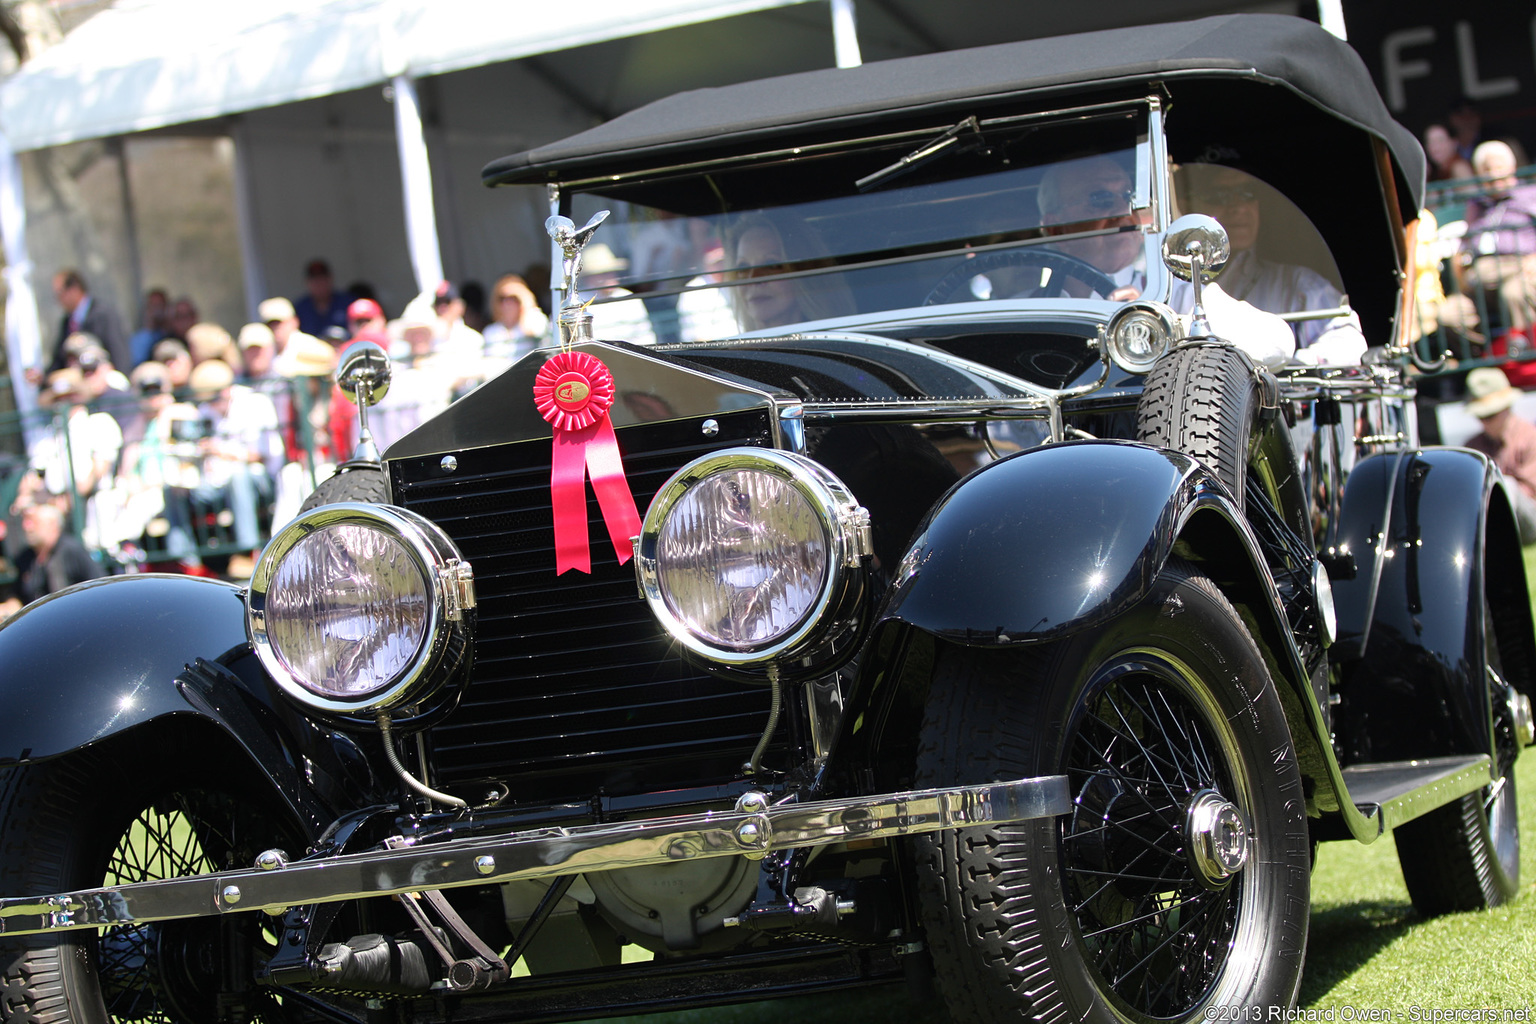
[1,13,1530,1024]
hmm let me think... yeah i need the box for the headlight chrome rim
[247,501,475,717]
[1106,301,1179,374]
[637,448,871,667]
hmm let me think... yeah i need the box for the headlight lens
[655,469,828,647]
[248,502,475,716]
[1106,301,1179,373]
[638,448,871,667]
[264,523,430,697]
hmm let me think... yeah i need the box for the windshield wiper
[856,116,981,193]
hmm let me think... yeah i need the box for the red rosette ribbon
[533,351,642,574]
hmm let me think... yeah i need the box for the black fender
[1330,447,1536,763]
[0,574,374,838]
[844,440,1327,792]
[878,440,1248,644]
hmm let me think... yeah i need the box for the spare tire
[1136,343,1262,508]
[298,465,390,512]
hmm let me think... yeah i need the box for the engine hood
[383,329,1097,462]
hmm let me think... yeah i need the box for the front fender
[0,574,250,763]
[1330,447,1531,762]
[878,440,1227,644]
[0,574,361,836]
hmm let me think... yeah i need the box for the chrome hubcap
[1185,789,1248,887]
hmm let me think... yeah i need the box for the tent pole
[392,74,444,294]
[0,130,44,452]
[830,0,861,69]
[230,119,268,320]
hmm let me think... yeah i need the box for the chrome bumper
[0,775,1069,936]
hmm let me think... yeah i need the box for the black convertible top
[484,13,1423,213]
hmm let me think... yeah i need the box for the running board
[1339,754,1492,835]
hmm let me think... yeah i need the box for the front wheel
[913,560,1310,1022]
[0,740,314,1022]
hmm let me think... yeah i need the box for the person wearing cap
[262,296,324,378]
[429,280,485,360]
[574,246,657,345]
[346,297,386,340]
[1464,366,1536,544]
[237,322,278,382]
[73,342,134,432]
[293,259,353,339]
[114,362,202,556]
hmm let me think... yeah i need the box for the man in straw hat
[1465,366,1536,543]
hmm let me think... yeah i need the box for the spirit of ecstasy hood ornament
[546,210,610,346]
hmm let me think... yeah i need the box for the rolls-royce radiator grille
[390,410,775,805]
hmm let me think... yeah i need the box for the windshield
[566,106,1152,344]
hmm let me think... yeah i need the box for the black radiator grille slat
[393,410,775,804]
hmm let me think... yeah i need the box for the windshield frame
[548,98,1171,338]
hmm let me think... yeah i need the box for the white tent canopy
[0,0,842,432]
[0,0,1275,434]
[0,0,819,153]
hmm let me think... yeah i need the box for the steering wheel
[924,248,1118,306]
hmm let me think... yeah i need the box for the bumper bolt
[255,849,288,871]
[475,855,496,876]
[221,885,242,906]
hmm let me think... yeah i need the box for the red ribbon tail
[585,414,643,564]
[550,425,597,574]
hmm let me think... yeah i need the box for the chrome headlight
[1106,301,1179,373]
[247,502,475,720]
[636,448,872,673]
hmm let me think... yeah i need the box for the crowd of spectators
[1,258,556,616]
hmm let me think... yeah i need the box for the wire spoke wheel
[0,750,309,1024]
[912,560,1308,1024]
[1061,670,1244,1017]
[95,791,279,1023]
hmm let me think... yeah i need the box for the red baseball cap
[347,298,384,322]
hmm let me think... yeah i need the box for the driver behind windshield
[1037,156,1145,301]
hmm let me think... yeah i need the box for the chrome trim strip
[1368,755,1493,835]
[0,776,1070,936]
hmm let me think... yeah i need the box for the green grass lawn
[1301,745,1536,1008]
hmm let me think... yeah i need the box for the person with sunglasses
[1182,162,1364,365]
[481,274,550,366]
[1033,156,1298,367]
[1036,156,1147,301]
